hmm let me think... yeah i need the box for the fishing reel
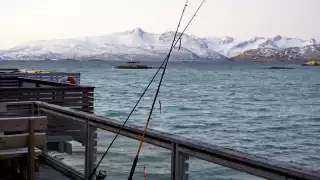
[96,170,107,180]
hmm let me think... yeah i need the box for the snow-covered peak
[272,35,283,41]
[309,38,317,44]
[124,27,145,37]
[220,36,235,43]
[1,28,319,61]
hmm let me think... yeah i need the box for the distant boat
[126,60,141,64]
[267,66,294,69]
[116,61,152,69]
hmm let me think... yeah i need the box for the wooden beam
[37,102,320,180]
[28,119,35,180]
[0,116,47,132]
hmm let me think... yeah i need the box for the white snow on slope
[0,28,318,61]
[204,35,317,57]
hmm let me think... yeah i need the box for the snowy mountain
[203,35,318,58]
[0,28,318,61]
[232,44,320,61]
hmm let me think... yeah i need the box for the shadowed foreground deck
[36,164,72,180]
[0,164,71,180]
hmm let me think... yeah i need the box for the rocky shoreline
[302,59,320,66]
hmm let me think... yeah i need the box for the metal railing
[3,101,320,180]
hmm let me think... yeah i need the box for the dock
[0,68,319,180]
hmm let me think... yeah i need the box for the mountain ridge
[232,44,320,61]
[0,28,318,61]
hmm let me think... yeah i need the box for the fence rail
[23,101,319,180]
[2,101,319,180]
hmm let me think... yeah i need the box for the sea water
[2,60,319,179]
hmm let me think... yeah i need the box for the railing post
[171,143,176,180]
[31,103,35,116]
[172,143,189,180]
[180,153,189,180]
[84,118,96,180]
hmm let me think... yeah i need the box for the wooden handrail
[3,101,319,180]
[32,101,320,180]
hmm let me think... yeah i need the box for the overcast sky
[0,0,319,49]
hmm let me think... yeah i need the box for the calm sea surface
[1,60,319,180]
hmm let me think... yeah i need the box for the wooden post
[171,143,177,180]
[31,103,35,116]
[84,119,95,180]
[181,153,189,180]
[28,119,35,180]
[173,144,189,180]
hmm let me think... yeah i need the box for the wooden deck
[0,76,95,145]
[0,164,72,180]
[37,164,72,180]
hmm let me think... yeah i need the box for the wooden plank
[0,93,84,99]
[20,78,69,86]
[0,116,47,132]
[0,133,45,150]
[0,84,19,87]
[0,76,19,78]
[0,87,94,93]
[44,98,85,103]
[0,80,19,83]
[0,109,31,117]
[55,102,93,107]
[0,82,19,85]
[19,77,84,87]
[0,147,42,159]
[28,119,35,180]
[0,83,18,86]
[0,68,19,72]
[6,104,31,110]
[0,90,93,95]
[0,83,19,86]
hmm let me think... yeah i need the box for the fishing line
[89,1,189,178]
[128,1,206,179]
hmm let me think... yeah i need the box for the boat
[115,61,152,69]
[267,66,294,69]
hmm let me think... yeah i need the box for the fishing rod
[89,54,167,180]
[88,1,189,178]
[128,0,206,179]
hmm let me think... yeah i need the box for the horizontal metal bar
[35,102,320,180]
[5,101,320,180]
[40,107,172,149]
[0,116,47,121]
[178,146,285,180]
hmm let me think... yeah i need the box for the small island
[116,61,152,69]
[302,59,320,66]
